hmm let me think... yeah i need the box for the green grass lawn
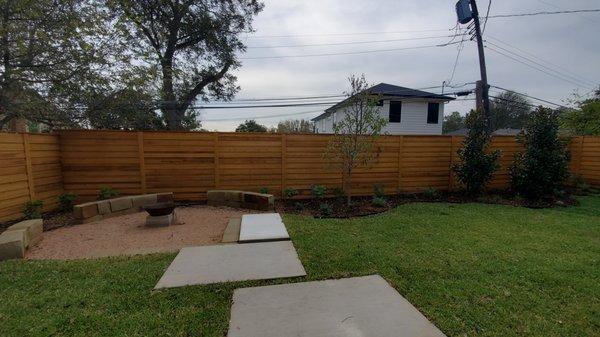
[1,196,599,337]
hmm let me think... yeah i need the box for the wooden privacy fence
[1,130,599,222]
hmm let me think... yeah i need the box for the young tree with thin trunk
[108,0,264,130]
[324,75,387,205]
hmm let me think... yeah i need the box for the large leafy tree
[442,111,465,134]
[0,0,110,129]
[276,119,313,133]
[108,0,264,130]
[560,87,600,135]
[235,119,267,132]
[490,90,532,131]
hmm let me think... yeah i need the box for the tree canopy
[275,119,313,133]
[108,0,264,130]
[489,91,532,131]
[560,88,600,135]
[443,111,465,134]
[235,119,267,132]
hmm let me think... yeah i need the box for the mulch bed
[275,190,581,219]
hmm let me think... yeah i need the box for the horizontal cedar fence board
[0,133,63,222]
[1,131,600,223]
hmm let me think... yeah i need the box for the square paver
[154,241,306,289]
[228,275,447,337]
[239,213,289,243]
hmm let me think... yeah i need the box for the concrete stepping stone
[228,275,447,337]
[222,218,241,243]
[154,241,306,289]
[239,213,289,243]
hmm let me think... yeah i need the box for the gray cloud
[201,0,600,131]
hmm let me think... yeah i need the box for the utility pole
[468,0,491,128]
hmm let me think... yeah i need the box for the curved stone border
[207,190,274,211]
[0,219,43,261]
[73,192,174,224]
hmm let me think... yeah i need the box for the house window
[389,101,402,123]
[427,102,440,124]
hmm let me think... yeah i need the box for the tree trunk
[160,58,183,130]
[345,168,352,206]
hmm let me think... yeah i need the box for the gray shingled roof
[312,83,455,121]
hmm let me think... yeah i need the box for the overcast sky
[200,0,600,131]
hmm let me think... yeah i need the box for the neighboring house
[312,83,454,135]
[446,128,521,136]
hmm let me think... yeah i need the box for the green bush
[318,202,332,217]
[423,187,439,200]
[510,107,570,199]
[373,184,385,198]
[453,109,501,195]
[98,186,119,200]
[311,185,327,199]
[23,200,43,219]
[371,196,387,207]
[571,175,591,195]
[283,187,299,199]
[259,187,269,194]
[58,192,77,212]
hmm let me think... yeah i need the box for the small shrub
[293,201,304,210]
[453,109,501,195]
[423,187,439,200]
[318,202,332,217]
[311,185,327,199]
[331,187,346,202]
[510,107,570,200]
[98,186,119,200]
[23,200,43,219]
[371,196,387,207]
[259,187,269,194]
[58,192,77,212]
[373,184,386,198]
[571,174,591,195]
[283,187,299,199]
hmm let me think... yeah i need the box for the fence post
[214,132,220,189]
[397,136,403,193]
[137,132,146,194]
[22,133,36,200]
[281,134,286,197]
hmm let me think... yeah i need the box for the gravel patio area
[26,205,254,260]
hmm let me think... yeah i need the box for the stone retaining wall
[207,190,274,211]
[0,219,43,261]
[73,192,174,223]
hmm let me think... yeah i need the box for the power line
[240,42,460,60]
[486,35,597,86]
[535,0,600,24]
[203,109,324,122]
[490,85,568,108]
[189,101,338,109]
[482,0,492,34]
[486,40,595,88]
[486,9,600,19]
[243,28,454,39]
[247,34,468,49]
[486,45,595,90]
[213,94,345,103]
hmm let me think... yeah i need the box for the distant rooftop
[312,83,454,121]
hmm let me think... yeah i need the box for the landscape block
[109,197,133,212]
[228,275,447,337]
[6,219,43,247]
[222,218,241,243]
[97,200,111,215]
[132,194,158,210]
[73,202,99,219]
[154,241,306,289]
[0,230,26,261]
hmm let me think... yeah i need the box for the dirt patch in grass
[276,191,580,218]
[26,205,257,260]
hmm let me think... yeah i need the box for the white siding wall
[314,99,445,135]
